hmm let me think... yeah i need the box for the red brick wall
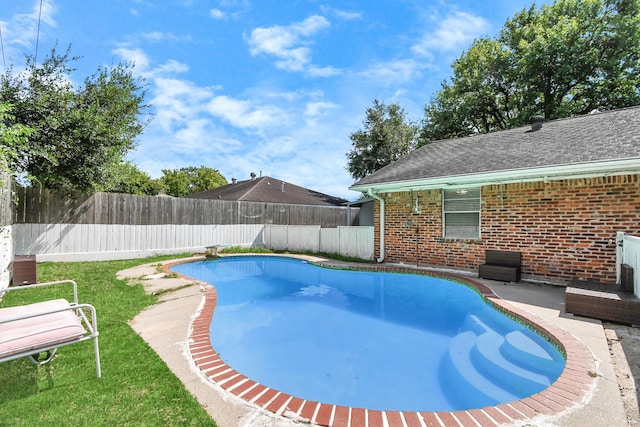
[374,174,640,284]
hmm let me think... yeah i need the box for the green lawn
[0,256,216,427]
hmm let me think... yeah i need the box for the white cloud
[140,31,180,42]
[307,65,341,77]
[121,31,190,46]
[358,58,425,85]
[320,6,362,21]
[207,95,289,129]
[412,11,489,56]
[153,59,189,75]
[173,119,241,154]
[304,101,338,118]
[247,15,332,74]
[113,47,151,72]
[113,48,189,77]
[149,77,214,131]
[209,0,251,20]
[210,8,226,20]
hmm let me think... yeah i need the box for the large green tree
[420,0,640,145]
[159,166,227,197]
[346,100,419,180]
[0,46,149,193]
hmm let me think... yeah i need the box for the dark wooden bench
[565,286,640,325]
[478,250,522,282]
[565,267,639,325]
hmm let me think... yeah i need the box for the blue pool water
[171,256,565,412]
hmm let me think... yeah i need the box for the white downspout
[367,189,385,263]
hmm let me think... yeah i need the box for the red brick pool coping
[165,256,596,427]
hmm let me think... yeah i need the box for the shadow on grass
[0,357,55,403]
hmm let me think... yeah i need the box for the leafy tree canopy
[0,45,150,193]
[419,0,640,145]
[0,103,33,177]
[99,161,163,196]
[346,100,419,180]
[159,166,227,197]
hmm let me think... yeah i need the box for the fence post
[616,231,625,284]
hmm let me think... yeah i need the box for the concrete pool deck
[124,255,639,426]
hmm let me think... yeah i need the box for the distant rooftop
[188,175,347,206]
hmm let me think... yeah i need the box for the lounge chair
[0,280,101,377]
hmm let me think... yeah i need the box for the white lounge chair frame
[0,280,101,378]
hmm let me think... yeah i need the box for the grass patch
[219,246,372,264]
[217,246,274,255]
[0,255,215,427]
[297,251,373,264]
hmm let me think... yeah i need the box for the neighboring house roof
[351,105,640,193]
[347,197,374,207]
[188,175,348,206]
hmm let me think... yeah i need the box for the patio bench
[478,250,522,283]
[565,275,640,325]
[0,280,101,377]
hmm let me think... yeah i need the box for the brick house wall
[374,174,640,284]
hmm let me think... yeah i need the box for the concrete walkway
[123,256,638,426]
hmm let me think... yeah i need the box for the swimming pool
[171,256,565,412]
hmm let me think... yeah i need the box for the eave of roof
[350,158,640,193]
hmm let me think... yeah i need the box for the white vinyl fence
[1,225,13,291]
[617,232,640,296]
[264,225,374,260]
[12,223,374,263]
[14,223,265,262]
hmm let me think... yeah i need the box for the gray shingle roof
[352,105,640,188]
[188,176,347,206]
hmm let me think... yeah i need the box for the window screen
[443,189,480,239]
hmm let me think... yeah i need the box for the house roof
[350,105,640,193]
[187,176,348,206]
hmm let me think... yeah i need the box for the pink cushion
[0,299,86,358]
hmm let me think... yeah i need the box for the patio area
[124,256,640,427]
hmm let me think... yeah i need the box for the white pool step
[444,331,520,406]
[443,318,565,408]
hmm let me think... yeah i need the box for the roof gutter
[350,158,640,194]
[367,189,385,263]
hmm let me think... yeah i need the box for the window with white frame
[443,188,481,239]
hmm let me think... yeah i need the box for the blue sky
[1,0,544,200]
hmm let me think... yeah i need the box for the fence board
[320,228,340,254]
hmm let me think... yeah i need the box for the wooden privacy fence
[13,186,358,227]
